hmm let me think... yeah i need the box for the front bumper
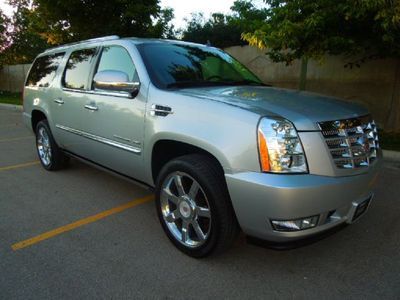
[225,161,381,242]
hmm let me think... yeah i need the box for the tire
[35,120,69,171]
[155,154,239,258]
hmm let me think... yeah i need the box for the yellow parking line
[11,194,155,251]
[0,136,33,142]
[0,161,40,171]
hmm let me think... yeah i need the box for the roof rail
[44,35,120,52]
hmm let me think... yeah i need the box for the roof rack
[44,35,120,52]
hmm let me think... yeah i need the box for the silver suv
[23,36,381,257]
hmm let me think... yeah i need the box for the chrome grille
[318,115,379,169]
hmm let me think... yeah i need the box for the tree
[242,0,400,131]
[0,9,11,52]
[1,0,175,65]
[181,0,268,48]
[152,7,176,39]
[242,0,400,64]
[228,0,269,34]
[1,1,50,65]
[181,12,245,48]
[25,0,173,43]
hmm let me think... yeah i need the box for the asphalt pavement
[0,107,399,299]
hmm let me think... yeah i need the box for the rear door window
[63,48,97,90]
[26,53,65,88]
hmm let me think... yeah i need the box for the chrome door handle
[84,104,98,111]
[54,98,64,105]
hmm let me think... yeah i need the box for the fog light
[271,216,319,232]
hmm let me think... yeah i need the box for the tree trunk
[385,59,400,133]
[299,57,308,91]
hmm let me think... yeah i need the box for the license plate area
[352,197,371,222]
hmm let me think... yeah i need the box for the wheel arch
[150,138,229,185]
[31,109,48,132]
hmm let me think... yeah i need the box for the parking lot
[0,106,399,299]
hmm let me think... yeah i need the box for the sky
[0,0,13,17]
[1,0,264,29]
[161,0,236,28]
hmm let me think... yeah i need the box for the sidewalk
[0,103,23,111]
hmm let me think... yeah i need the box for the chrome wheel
[160,171,212,248]
[37,127,52,166]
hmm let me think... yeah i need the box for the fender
[142,87,262,186]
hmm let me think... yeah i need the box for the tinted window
[26,53,65,87]
[137,43,262,89]
[96,46,137,81]
[63,48,97,89]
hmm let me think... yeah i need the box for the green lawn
[0,91,22,106]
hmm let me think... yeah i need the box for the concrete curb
[0,103,23,111]
[383,150,400,162]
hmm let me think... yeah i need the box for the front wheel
[155,154,239,257]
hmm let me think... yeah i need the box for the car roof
[40,35,209,56]
[124,37,206,47]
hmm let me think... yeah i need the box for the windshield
[137,43,264,89]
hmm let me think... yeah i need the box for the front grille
[318,115,379,169]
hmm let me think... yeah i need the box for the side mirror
[93,70,140,97]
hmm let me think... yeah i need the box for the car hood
[176,86,369,131]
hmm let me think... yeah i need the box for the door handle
[84,104,98,111]
[54,98,64,105]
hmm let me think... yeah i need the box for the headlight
[258,117,308,173]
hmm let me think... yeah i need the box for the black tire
[155,154,239,258]
[35,120,69,171]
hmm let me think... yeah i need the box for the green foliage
[154,7,176,39]
[0,0,175,65]
[229,0,270,33]
[181,12,244,48]
[1,2,49,65]
[181,0,268,48]
[0,10,10,50]
[29,0,166,41]
[242,0,400,64]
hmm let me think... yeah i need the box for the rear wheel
[155,154,239,257]
[35,120,68,171]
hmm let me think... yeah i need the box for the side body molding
[56,124,141,154]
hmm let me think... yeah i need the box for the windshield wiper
[225,80,266,86]
[166,79,269,89]
[166,81,225,89]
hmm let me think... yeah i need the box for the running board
[62,149,154,192]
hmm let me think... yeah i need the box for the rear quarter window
[26,52,65,88]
